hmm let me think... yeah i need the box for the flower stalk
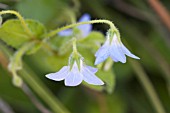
[43,19,117,39]
[0,42,70,113]
[0,10,33,36]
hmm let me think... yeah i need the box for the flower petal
[110,43,126,63]
[45,66,69,81]
[110,34,126,63]
[77,13,92,37]
[82,67,104,85]
[95,39,110,65]
[121,43,140,59]
[109,53,119,62]
[64,71,83,86]
[86,66,98,73]
[95,49,109,65]
[95,38,109,57]
[58,29,73,36]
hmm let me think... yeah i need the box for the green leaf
[78,31,105,50]
[0,19,46,48]
[48,31,105,55]
[16,0,68,24]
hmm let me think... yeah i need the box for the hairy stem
[0,10,32,36]
[44,19,117,38]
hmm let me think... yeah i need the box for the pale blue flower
[58,14,92,37]
[45,58,104,86]
[95,33,140,65]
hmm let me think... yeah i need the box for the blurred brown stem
[148,0,170,31]
[96,93,108,113]
[111,0,148,21]
[0,45,52,113]
[84,87,108,113]
[0,3,8,9]
[22,84,52,113]
[0,98,15,113]
[0,50,8,68]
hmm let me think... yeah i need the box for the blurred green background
[0,0,170,113]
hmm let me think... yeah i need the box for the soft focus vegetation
[0,0,170,113]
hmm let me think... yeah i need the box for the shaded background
[0,0,170,113]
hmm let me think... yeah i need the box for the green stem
[72,38,77,54]
[0,10,33,36]
[43,19,117,38]
[9,41,36,72]
[130,60,166,113]
[0,43,70,113]
[8,41,37,87]
[19,66,70,113]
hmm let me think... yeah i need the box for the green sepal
[69,52,82,71]
[107,28,120,38]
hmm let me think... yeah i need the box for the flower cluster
[45,14,140,87]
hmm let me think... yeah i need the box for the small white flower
[95,33,140,65]
[45,58,104,86]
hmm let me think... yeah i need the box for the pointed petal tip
[97,81,105,85]
[45,74,49,78]
[129,54,140,60]
[64,83,80,87]
[85,78,105,86]
[45,73,52,78]
[121,60,126,63]
[101,82,105,85]
[86,66,98,73]
[94,59,100,65]
[82,67,105,85]
[79,13,91,22]
[90,82,104,86]
[94,52,98,57]
[88,79,105,85]
[64,80,82,87]
[110,54,127,64]
[45,73,57,80]
[134,56,140,60]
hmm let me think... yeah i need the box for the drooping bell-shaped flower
[45,53,104,86]
[58,13,92,37]
[95,29,140,65]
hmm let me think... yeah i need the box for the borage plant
[0,10,139,112]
